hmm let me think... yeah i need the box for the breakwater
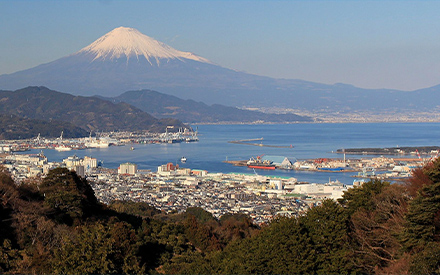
[336,146,440,156]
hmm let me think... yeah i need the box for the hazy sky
[1,0,440,91]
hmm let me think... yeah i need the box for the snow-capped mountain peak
[77,26,211,65]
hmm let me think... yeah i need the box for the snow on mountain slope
[76,26,211,65]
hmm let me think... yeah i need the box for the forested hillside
[0,86,187,135]
[1,159,440,274]
[0,114,88,139]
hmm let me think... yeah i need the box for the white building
[118,162,137,175]
[291,183,350,200]
[83,156,98,169]
[63,155,97,169]
[269,179,283,190]
[63,155,82,168]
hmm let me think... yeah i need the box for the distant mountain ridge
[104,89,313,123]
[0,27,439,113]
[0,86,187,134]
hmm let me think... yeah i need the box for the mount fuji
[0,26,439,112]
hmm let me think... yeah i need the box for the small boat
[130,146,134,151]
[181,156,187,163]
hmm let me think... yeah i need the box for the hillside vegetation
[0,86,187,138]
[2,159,440,274]
[0,114,88,139]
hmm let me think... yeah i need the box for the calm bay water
[27,123,440,185]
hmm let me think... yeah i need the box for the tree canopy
[2,158,440,274]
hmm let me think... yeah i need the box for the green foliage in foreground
[165,200,356,274]
[3,159,440,274]
[52,219,144,274]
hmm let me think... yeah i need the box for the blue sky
[1,0,440,91]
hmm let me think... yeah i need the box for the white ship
[84,132,110,148]
[85,139,109,148]
[55,145,72,151]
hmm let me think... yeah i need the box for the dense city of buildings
[246,107,440,123]
[1,139,429,225]
[2,150,362,224]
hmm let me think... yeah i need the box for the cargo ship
[246,156,276,170]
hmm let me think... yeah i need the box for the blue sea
[25,123,440,185]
